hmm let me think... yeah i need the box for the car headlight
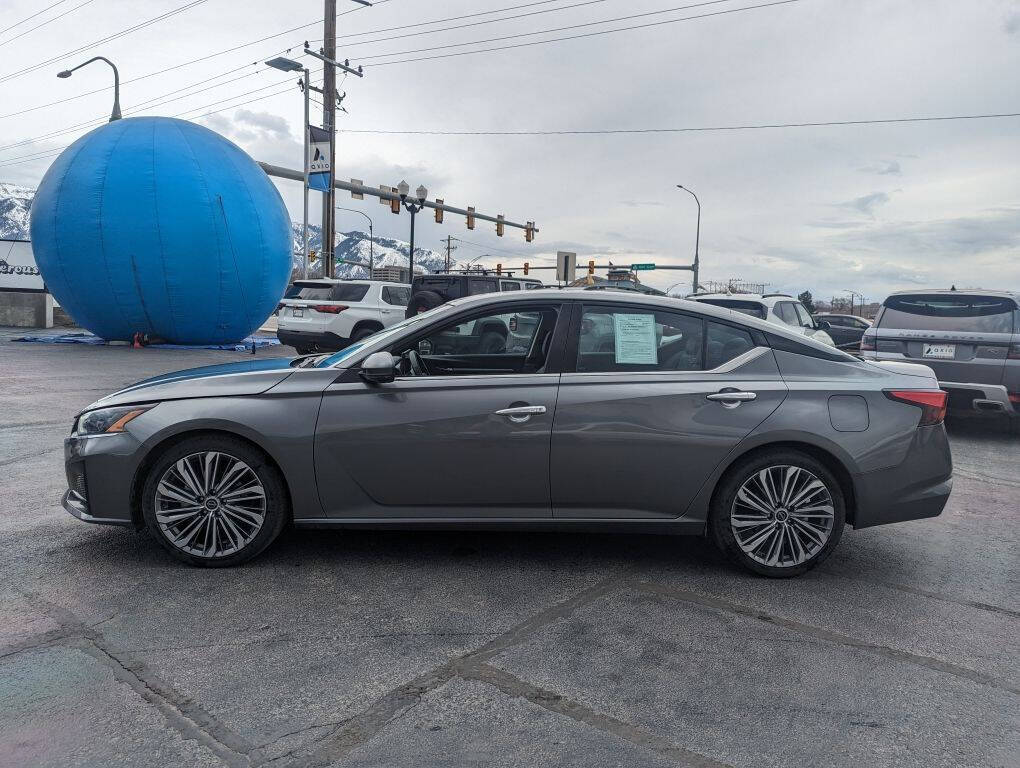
[75,405,153,436]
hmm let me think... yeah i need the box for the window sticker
[613,313,658,364]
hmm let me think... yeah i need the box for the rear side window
[332,284,370,302]
[500,280,521,291]
[706,322,755,369]
[382,286,410,306]
[878,295,1017,333]
[415,278,461,299]
[696,299,766,320]
[576,307,704,372]
[468,278,498,295]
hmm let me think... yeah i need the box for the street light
[265,56,311,279]
[397,180,428,284]
[676,185,701,295]
[336,206,374,275]
[57,56,121,122]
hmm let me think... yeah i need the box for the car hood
[85,358,297,411]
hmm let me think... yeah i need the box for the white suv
[277,279,411,353]
[689,293,836,346]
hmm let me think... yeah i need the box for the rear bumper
[277,328,350,351]
[940,381,1017,416]
[852,425,953,528]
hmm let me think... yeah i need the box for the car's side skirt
[292,517,707,535]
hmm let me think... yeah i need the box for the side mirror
[359,351,397,384]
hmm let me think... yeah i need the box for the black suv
[406,273,543,317]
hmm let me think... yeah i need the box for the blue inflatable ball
[30,116,291,343]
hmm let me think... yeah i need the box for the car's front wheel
[140,435,289,567]
[709,450,845,578]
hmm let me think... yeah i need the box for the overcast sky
[1,0,1018,300]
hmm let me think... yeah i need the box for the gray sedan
[63,289,953,577]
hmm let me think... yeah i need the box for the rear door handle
[706,391,757,403]
[495,405,547,423]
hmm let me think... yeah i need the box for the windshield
[292,283,334,301]
[313,301,462,367]
[697,299,766,320]
[878,294,1017,333]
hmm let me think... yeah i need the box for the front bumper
[63,433,140,526]
[276,328,350,351]
[852,424,953,529]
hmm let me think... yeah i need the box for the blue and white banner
[307,125,332,192]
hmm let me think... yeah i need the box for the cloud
[859,160,901,176]
[836,192,891,217]
[619,200,667,208]
[1004,11,1020,34]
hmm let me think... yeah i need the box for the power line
[340,112,1020,135]
[451,237,528,256]
[0,0,97,50]
[362,0,796,64]
[0,0,70,36]
[0,0,212,85]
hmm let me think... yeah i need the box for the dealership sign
[0,240,45,292]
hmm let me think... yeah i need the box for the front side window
[793,303,815,329]
[576,307,704,372]
[382,286,410,306]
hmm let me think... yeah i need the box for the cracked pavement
[0,341,1017,767]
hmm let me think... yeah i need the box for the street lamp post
[265,57,311,279]
[676,185,701,295]
[57,57,121,122]
[397,180,428,284]
[335,206,374,275]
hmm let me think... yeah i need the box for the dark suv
[861,290,1020,430]
[406,274,542,317]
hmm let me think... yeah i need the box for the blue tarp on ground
[14,332,280,352]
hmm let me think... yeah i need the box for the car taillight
[860,334,876,352]
[1007,342,1020,360]
[884,389,948,426]
[1009,392,1020,405]
[312,305,348,314]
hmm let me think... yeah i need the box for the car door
[314,300,568,518]
[380,285,409,327]
[550,302,788,519]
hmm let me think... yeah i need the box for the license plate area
[292,308,304,318]
[923,343,955,360]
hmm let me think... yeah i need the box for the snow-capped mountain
[0,182,33,240]
[289,222,445,278]
[0,183,443,277]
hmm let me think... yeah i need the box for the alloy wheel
[730,464,835,568]
[153,451,266,558]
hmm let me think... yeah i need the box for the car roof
[451,288,849,356]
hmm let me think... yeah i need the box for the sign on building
[0,239,45,292]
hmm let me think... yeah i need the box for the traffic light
[496,214,505,237]
[434,199,444,223]
[496,263,502,275]
[523,262,529,275]
[390,194,400,214]
[525,221,534,242]
[588,259,595,275]
[466,206,475,230]
[309,250,318,262]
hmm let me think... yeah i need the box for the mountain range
[0,182,445,276]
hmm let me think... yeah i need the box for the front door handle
[495,405,547,423]
[706,390,757,405]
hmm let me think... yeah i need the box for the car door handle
[495,405,546,422]
[706,391,757,402]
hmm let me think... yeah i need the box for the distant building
[371,265,424,283]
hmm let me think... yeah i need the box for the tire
[140,435,289,567]
[351,325,381,343]
[1009,416,1020,436]
[407,290,443,317]
[708,449,845,578]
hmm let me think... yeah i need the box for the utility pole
[322,0,337,278]
[442,235,457,272]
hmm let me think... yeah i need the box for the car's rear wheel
[351,326,380,343]
[709,450,845,578]
[141,435,288,567]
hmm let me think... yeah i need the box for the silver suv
[861,290,1020,430]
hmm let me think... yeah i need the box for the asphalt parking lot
[1,339,1017,768]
